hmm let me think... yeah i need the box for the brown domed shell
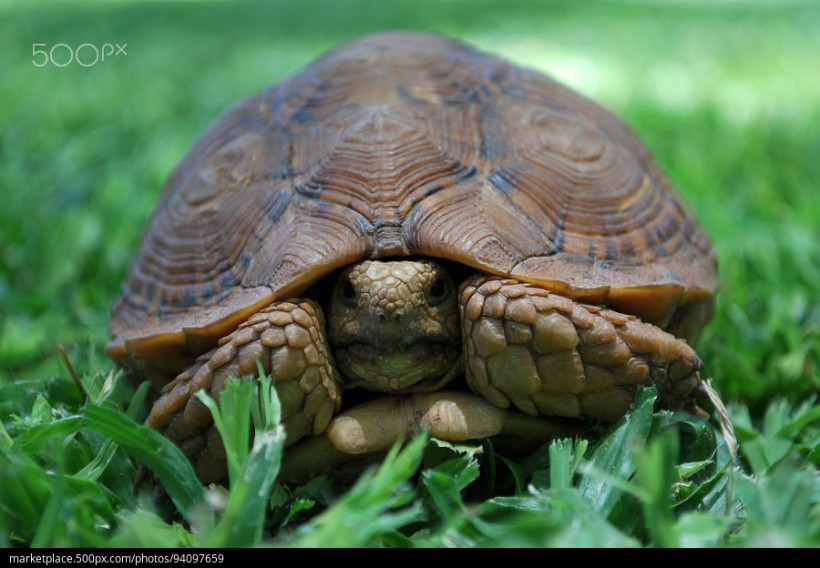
[108,31,717,384]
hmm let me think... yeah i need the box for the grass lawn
[1,0,817,547]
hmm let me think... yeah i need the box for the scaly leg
[279,390,585,482]
[146,299,342,483]
[460,275,705,423]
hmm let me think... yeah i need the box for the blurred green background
[1,0,817,410]
[1,0,818,548]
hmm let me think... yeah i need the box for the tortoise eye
[427,279,447,306]
[340,280,358,306]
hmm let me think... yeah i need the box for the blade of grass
[0,421,11,449]
[13,415,82,455]
[125,380,151,421]
[633,431,679,548]
[0,449,52,540]
[81,404,205,520]
[195,378,253,486]
[476,488,637,547]
[73,438,118,481]
[733,457,818,544]
[497,442,551,495]
[111,509,195,548]
[204,428,285,547]
[577,386,656,516]
[702,380,738,467]
[671,512,736,548]
[204,374,285,547]
[775,399,820,439]
[677,465,735,517]
[421,459,474,522]
[292,435,427,548]
[546,438,587,490]
[0,448,118,544]
[30,458,68,548]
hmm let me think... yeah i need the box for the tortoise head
[327,259,462,393]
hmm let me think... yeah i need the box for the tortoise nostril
[375,302,408,322]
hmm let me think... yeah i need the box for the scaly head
[328,259,462,392]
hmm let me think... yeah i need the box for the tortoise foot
[145,299,342,483]
[460,275,704,423]
[279,391,585,482]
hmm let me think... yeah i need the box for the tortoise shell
[107,31,717,385]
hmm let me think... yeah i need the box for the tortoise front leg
[146,299,342,483]
[279,391,586,482]
[460,275,705,423]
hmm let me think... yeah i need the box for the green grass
[1,0,818,548]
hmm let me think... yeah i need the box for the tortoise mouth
[334,340,462,393]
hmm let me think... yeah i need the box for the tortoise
[107,31,718,483]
